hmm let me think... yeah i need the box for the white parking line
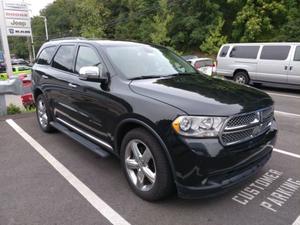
[292,215,300,225]
[274,148,300,159]
[6,119,131,225]
[267,92,300,99]
[275,111,300,118]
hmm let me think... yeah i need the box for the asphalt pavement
[0,87,299,225]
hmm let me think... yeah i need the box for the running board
[50,121,110,158]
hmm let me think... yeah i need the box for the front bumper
[165,120,277,199]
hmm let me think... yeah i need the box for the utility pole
[0,0,13,78]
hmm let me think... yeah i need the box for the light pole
[37,16,48,41]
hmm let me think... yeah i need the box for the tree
[231,0,287,42]
[76,0,109,38]
[150,0,173,45]
[200,17,227,55]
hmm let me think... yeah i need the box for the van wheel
[234,71,249,85]
[120,128,173,201]
[36,94,55,132]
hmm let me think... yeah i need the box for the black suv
[32,39,277,201]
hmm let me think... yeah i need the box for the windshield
[104,44,197,79]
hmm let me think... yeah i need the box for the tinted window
[219,46,229,57]
[52,45,75,72]
[294,46,300,61]
[37,46,56,65]
[75,46,101,74]
[194,60,213,68]
[230,46,260,59]
[260,46,291,60]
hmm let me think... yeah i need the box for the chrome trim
[56,117,113,150]
[219,106,273,146]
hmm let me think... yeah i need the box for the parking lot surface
[0,88,299,225]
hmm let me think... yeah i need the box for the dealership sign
[3,1,31,37]
[6,18,30,28]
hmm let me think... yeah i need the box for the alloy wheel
[37,98,48,128]
[124,139,157,192]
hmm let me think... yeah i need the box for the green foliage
[231,0,287,42]
[150,0,173,45]
[7,104,22,115]
[200,17,227,55]
[7,0,300,58]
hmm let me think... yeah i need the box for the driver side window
[75,46,102,74]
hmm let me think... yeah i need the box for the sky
[24,0,55,16]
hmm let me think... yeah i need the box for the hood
[129,75,273,116]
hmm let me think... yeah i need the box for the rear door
[256,45,291,83]
[47,44,78,123]
[288,45,300,86]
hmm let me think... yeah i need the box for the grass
[6,103,36,115]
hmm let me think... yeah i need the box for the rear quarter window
[229,46,260,59]
[260,46,291,60]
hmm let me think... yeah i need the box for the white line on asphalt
[292,215,300,225]
[274,148,300,159]
[275,110,300,118]
[266,92,300,99]
[6,119,131,225]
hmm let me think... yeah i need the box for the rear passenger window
[229,46,260,59]
[219,46,229,57]
[294,46,300,61]
[52,45,75,72]
[36,46,56,65]
[260,46,291,60]
[75,46,102,74]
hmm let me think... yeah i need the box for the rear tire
[234,71,249,85]
[36,94,55,133]
[120,128,174,201]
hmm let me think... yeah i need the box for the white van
[216,43,300,89]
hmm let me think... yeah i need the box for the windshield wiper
[129,75,163,80]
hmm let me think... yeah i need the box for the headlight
[172,116,226,137]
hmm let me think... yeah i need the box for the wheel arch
[114,118,177,181]
[233,68,249,77]
[33,88,43,101]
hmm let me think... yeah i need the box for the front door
[66,45,111,145]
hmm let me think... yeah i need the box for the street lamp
[37,16,48,41]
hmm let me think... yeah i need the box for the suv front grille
[220,106,274,146]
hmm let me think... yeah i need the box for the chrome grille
[220,106,274,146]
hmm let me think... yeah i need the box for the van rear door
[256,45,291,84]
[288,45,300,86]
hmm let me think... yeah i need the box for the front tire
[121,128,174,201]
[36,94,55,132]
[234,71,249,85]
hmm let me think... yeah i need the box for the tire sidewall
[36,94,54,132]
[120,128,173,201]
[234,71,249,84]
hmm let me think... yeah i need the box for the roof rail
[49,37,87,42]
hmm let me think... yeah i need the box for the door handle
[290,66,293,70]
[68,83,77,88]
[42,75,49,79]
[284,66,288,70]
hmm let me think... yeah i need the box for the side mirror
[79,66,102,82]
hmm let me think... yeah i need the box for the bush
[7,103,22,115]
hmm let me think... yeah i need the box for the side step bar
[50,121,110,158]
